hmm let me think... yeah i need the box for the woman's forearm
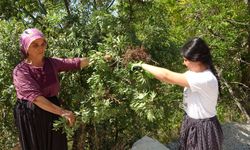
[141,64,189,87]
[141,64,172,81]
[33,96,64,116]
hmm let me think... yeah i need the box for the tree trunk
[72,124,86,150]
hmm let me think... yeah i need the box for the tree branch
[64,0,71,16]
[18,7,43,26]
[225,19,249,27]
[230,82,250,90]
[221,77,250,122]
[107,0,116,9]
[235,58,250,65]
[207,28,225,41]
[37,0,47,15]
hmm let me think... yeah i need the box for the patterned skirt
[13,96,67,150]
[179,114,223,150]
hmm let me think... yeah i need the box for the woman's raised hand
[131,62,143,71]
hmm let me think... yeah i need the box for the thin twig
[235,58,250,65]
[225,19,249,27]
[230,82,250,90]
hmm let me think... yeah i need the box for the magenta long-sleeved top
[13,57,81,102]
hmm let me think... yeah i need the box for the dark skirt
[13,96,67,150]
[179,114,223,150]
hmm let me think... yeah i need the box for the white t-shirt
[183,70,219,119]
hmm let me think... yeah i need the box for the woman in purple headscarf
[13,28,89,150]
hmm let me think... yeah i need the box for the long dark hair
[181,37,221,94]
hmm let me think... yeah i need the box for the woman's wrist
[141,63,144,68]
[59,109,67,117]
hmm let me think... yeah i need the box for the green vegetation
[0,0,249,149]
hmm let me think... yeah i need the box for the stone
[132,136,170,150]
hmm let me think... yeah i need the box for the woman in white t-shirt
[132,37,223,150]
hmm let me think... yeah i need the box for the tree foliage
[0,0,249,149]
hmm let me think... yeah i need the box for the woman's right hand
[61,110,75,127]
[80,57,89,69]
[131,62,143,71]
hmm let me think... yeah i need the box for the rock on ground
[222,123,250,150]
[132,136,170,150]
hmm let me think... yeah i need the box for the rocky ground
[165,122,250,150]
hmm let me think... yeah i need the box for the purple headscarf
[19,28,45,56]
